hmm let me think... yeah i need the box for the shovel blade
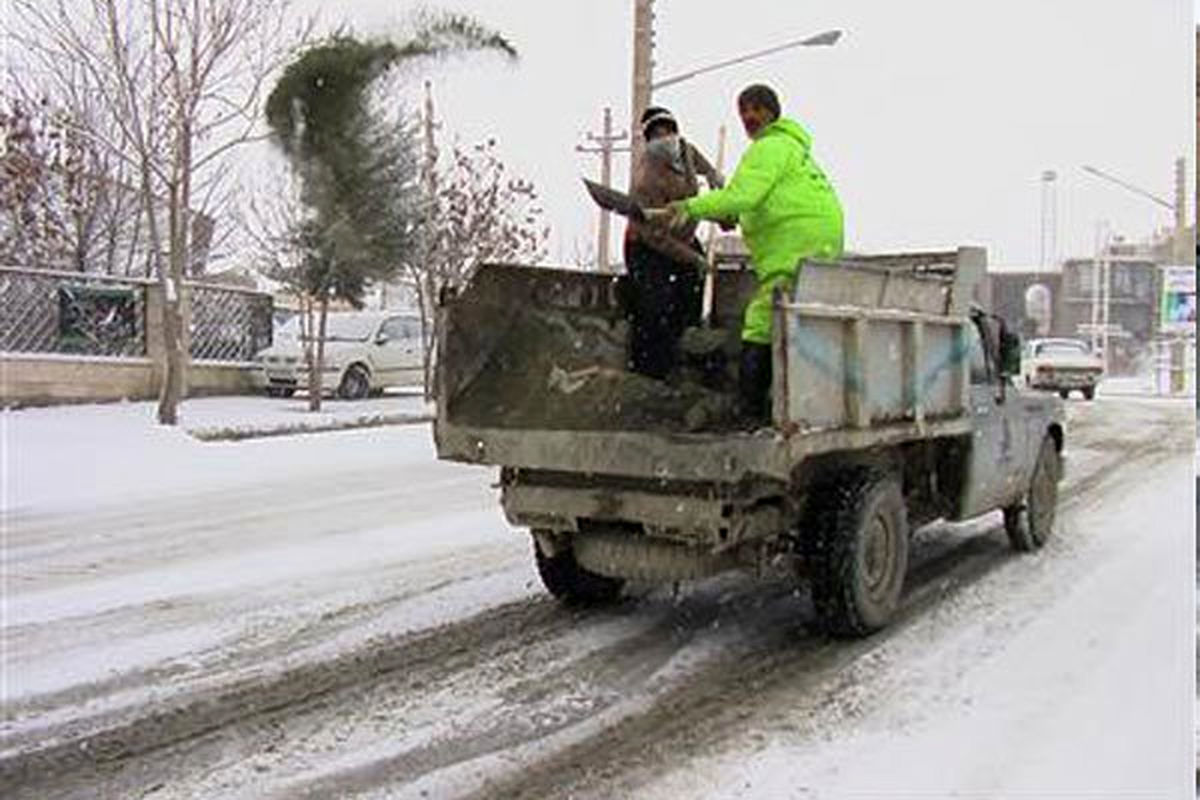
[583,178,645,222]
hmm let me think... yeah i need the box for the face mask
[646,134,682,167]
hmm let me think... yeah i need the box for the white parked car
[1021,337,1104,400]
[254,311,424,399]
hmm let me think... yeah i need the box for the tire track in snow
[3,399,1188,799]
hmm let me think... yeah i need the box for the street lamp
[650,29,843,91]
[628,6,842,184]
[1081,164,1175,211]
[1080,160,1192,381]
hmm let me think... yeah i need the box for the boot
[737,343,772,426]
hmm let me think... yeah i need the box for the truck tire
[1003,435,1060,551]
[808,469,909,638]
[1058,389,1070,399]
[1082,386,1095,401]
[533,536,624,607]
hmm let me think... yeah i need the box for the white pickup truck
[434,248,1065,637]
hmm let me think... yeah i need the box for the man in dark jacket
[624,106,723,379]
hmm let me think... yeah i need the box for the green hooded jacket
[682,116,844,343]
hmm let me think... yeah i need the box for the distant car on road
[254,311,424,399]
[1021,337,1104,400]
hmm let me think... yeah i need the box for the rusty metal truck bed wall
[435,249,983,479]
[772,247,983,431]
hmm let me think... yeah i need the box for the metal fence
[188,283,272,363]
[0,266,150,357]
[0,266,273,363]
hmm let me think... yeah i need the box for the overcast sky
[281,2,1194,267]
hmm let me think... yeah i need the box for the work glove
[642,202,690,232]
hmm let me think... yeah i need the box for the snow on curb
[187,411,434,442]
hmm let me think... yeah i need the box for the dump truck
[433,247,1064,636]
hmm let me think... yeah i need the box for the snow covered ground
[0,390,1194,799]
[642,451,1193,799]
[172,391,433,440]
[5,393,432,515]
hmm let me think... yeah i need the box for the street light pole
[1040,169,1057,270]
[1081,161,1190,262]
[650,29,842,91]
[1173,156,1188,263]
[1080,160,1195,383]
[627,0,841,187]
[1081,164,1174,210]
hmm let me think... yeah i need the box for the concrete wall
[1,354,257,407]
[2,278,261,407]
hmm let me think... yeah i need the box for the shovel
[582,178,645,222]
[680,124,730,358]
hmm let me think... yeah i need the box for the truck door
[958,318,1024,518]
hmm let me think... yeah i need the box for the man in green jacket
[647,84,844,422]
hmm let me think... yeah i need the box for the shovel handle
[700,125,728,326]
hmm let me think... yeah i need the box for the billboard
[1160,265,1196,334]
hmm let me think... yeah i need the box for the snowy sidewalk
[4,396,435,516]
[1097,374,1195,399]
[175,392,434,441]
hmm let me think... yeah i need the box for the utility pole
[1173,156,1188,263]
[577,107,629,272]
[629,0,655,187]
[1089,221,1108,358]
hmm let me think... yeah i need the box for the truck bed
[434,249,986,483]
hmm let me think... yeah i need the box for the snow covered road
[1,394,1194,798]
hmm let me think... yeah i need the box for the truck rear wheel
[1003,435,1060,551]
[532,534,624,607]
[808,470,909,638]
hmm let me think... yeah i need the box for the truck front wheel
[532,534,624,607]
[1003,435,1060,551]
[808,470,909,638]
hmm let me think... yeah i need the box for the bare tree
[12,0,312,424]
[408,125,550,398]
[0,79,151,275]
[0,95,69,267]
[239,160,328,406]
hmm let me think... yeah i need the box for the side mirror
[998,325,1021,377]
[375,333,389,346]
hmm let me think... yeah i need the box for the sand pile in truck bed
[448,309,735,432]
